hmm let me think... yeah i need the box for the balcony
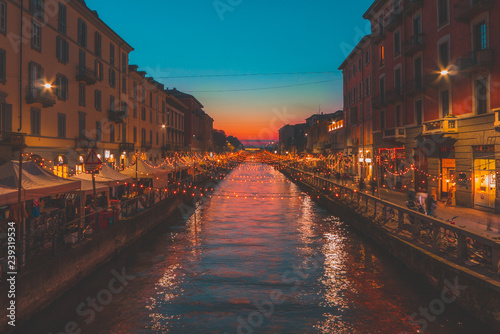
[422,115,458,136]
[26,87,56,108]
[386,88,404,103]
[457,49,494,75]
[405,0,424,16]
[372,28,386,44]
[76,66,97,85]
[403,34,425,56]
[141,141,152,151]
[371,94,387,109]
[108,109,126,123]
[119,142,135,153]
[347,138,359,147]
[455,0,494,23]
[405,78,426,96]
[75,137,97,150]
[0,131,25,149]
[387,13,403,32]
[495,110,500,131]
[383,127,406,142]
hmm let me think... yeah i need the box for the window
[109,68,116,87]
[77,19,87,48]
[395,105,401,127]
[79,83,85,106]
[58,3,66,34]
[366,100,370,118]
[122,76,126,94]
[56,36,69,63]
[122,125,127,143]
[142,87,145,102]
[133,82,137,100]
[415,99,423,125]
[0,1,6,34]
[149,130,153,145]
[365,50,370,65]
[156,112,159,124]
[121,52,127,73]
[78,112,86,138]
[94,89,101,111]
[133,126,137,143]
[57,113,66,138]
[413,15,422,39]
[79,49,86,68]
[110,124,115,142]
[439,41,449,69]
[473,21,487,51]
[141,107,146,121]
[394,31,401,56]
[380,111,386,130]
[110,43,115,66]
[110,95,115,111]
[96,121,101,141]
[440,90,450,117]
[395,68,402,94]
[29,62,42,88]
[141,128,146,145]
[353,64,357,76]
[0,103,12,131]
[437,0,449,27]
[414,57,423,89]
[95,60,103,81]
[156,96,159,110]
[56,75,68,100]
[365,77,371,95]
[30,0,44,21]
[379,45,385,66]
[31,21,42,51]
[133,103,137,118]
[30,108,41,135]
[475,78,488,115]
[95,32,102,57]
[150,92,153,107]
[358,58,362,71]
[156,132,159,145]
[379,76,385,103]
[149,109,153,123]
[0,49,5,82]
[350,107,358,124]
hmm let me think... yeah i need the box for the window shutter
[56,36,60,59]
[65,40,69,63]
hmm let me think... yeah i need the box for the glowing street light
[440,70,449,76]
[43,83,52,89]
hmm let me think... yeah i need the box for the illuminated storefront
[76,155,86,174]
[379,148,405,190]
[474,158,496,209]
[54,155,68,179]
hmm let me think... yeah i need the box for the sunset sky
[86,0,374,141]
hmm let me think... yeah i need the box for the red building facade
[359,0,500,211]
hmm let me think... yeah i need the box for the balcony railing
[76,66,97,85]
[387,13,403,32]
[108,109,126,123]
[25,86,56,108]
[0,131,25,149]
[455,0,494,22]
[457,49,494,74]
[403,33,425,56]
[383,127,406,141]
[386,88,404,103]
[141,141,152,150]
[75,136,97,150]
[422,115,458,136]
[405,78,425,96]
[372,27,386,44]
[405,0,424,16]
[347,138,359,147]
[119,142,135,153]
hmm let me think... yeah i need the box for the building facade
[361,0,500,211]
[339,35,374,180]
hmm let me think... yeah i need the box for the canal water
[19,161,491,334]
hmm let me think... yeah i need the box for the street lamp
[440,70,449,76]
[43,83,52,89]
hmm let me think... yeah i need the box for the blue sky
[85,0,374,140]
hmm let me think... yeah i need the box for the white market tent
[121,160,169,188]
[71,165,133,187]
[68,176,109,196]
[0,161,81,206]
